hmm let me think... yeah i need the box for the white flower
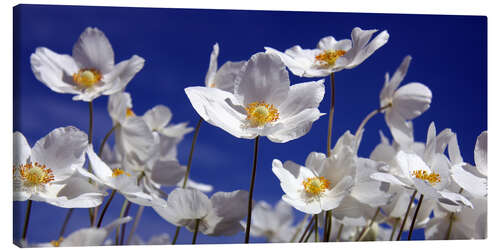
[272,150,354,214]
[81,145,153,206]
[127,233,171,245]
[449,132,487,198]
[13,127,105,208]
[30,27,145,102]
[244,200,295,243]
[153,188,249,236]
[204,43,246,92]
[185,52,325,143]
[379,56,432,148]
[265,27,389,77]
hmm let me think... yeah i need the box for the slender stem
[171,227,181,245]
[336,223,344,242]
[88,101,93,144]
[119,201,131,245]
[304,215,317,243]
[356,207,381,241]
[298,215,315,243]
[445,188,462,240]
[314,214,319,242]
[126,205,144,245]
[390,218,400,241]
[192,219,201,244]
[407,194,424,240]
[326,72,335,157]
[323,210,332,242]
[59,208,73,238]
[354,104,391,140]
[21,200,32,242]
[182,117,203,188]
[244,136,260,243]
[116,200,130,245]
[290,214,310,243]
[97,189,116,228]
[396,190,417,240]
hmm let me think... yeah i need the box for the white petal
[101,55,145,95]
[283,194,321,214]
[143,105,172,131]
[344,28,389,69]
[30,47,81,94]
[205,43,219,86]
[277,80,325,118]
[213,61,246,93]
[85,145,113,180]
[72,27,114,73]
[208,190,249,235]
[370,172,409,187]
[107,91,132,124]
[267,108,324,143]
[320,176,353,211]
[332,195,371,226]
[385,110,414,148]
[151,160,186,186]
[184,86,255,139]
[116,117,155,161]
[264,46,312,77]
[393,83,432,120]
[448,134,463,165]
[305,152,326,175]
[438,190,473,208]
[451,164,487,197]
[234,53,289,106]
[413,179,440,200]
[475,131,487,176]
[167,188,211,219]
[31,126,88,181]
[178,178,213,193]
[272,159,312,199]
[379,56,412,105]
[13,132,31,167]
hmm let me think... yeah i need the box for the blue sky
[13,4,486,244]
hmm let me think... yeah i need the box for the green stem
[21,200,32,243]
[354,104,391,140]
[244,136,260,243]
[118,201,131,245]
[396,190,417,240]
[116,199,130,245]
[182,117,203,188]
[314,214,319,242]
[390,218,400,241]
[356,207,380,241]
[407,194,424,240]
[336,223,344,242]
[445,188,462,240]
[172,227,181,245]
[126,205,144,245]
[88,101,93,144]
[96,189,116,228]
[326,72,335,157]
[192,219,201,244]
[59,208,73,237]
[323,210,332,242]
[290,214,310,243]
[298,215,315,243]
[304,215,317,243]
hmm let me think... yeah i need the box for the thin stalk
[118,201,131,245]
[21,200,32,242]
[59,208,73,238]
[354,104,391,140]
[115,200,130,245]
[298,215,315,243]
[407,194,424,240]
[326,72,335,157]
[126,205,144,244]
[96,189,116,228]
[396,190,417,240]
[171,227,180,245]
[356,207,381,241]
[304,215,317,243]
[192,219,201,244]
[290,214,310,243]
[323,210,332,242]
[445,188,462,240]
[244,136,260,243]
[182,117,203,188]
[390,218,400,241]
[336,223,344,242]
[314,214,319,242]
[88,101,93,144]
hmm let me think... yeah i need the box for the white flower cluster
[14,26,486,247]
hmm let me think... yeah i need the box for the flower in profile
[185,52,325,143]
[13,127,105,208]
[265,27,389,77]
[204,43,246,92]
[272,150,354,214]
[30,27,145,102]
[153,188,249,236]
[244,200,296,243]
[379,56,432,148]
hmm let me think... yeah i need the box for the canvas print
[13,4,487,246]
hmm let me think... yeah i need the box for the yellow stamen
[245,101,279,127]
[73,69,102,88]
[412,170,441,185]
[315,50,346,68]
[18,162,54,187]
[112,168,131,177]
[302,176,331,196]
[50,237,64,247]
[126,108,135,118]
[209,83,216,88]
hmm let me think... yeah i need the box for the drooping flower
[30,27,145,102]
[13,128,105,208]
[265,27,389,77]
[153,188,249,236]
[185,52,325,143]
[244,200,296,243]
[379,56,432,148]
[204,43,246,92]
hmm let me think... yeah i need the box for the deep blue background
[13,4,486,245]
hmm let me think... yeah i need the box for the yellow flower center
[245,101,279,127]
[315,50,346,68]
[18,162,54,187]
[302,176,331,196]
[209,83,216,88]
[412,170,441,185]
[126,108,135,118]
[73,69,102,88]
[112,168,131,177]
[50,237,64,247]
